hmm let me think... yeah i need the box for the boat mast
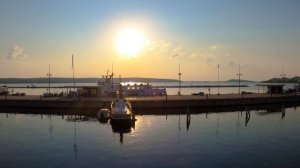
[119,75,122,98]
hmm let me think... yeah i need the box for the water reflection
[1,104,300,167]
[186,108,191,131]
[178,114,181,132]
[245,108,251,126]
[73,116,78,160]
[236,111,241,134]
[281,105,286,119]
[0,104,295,148]
[65,115,92,160]
[48,115,54,138]
[256,105,287,119]
[110,121,133,145]
[216,113,219,135]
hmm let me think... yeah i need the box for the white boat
[110,98,133,124]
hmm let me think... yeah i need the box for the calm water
[1,107,300,168]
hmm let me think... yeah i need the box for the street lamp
[178,63,182,96]
[217,64,220,95]
[237,65,242,94]
[46,64,52,94]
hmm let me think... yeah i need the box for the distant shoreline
[0,77,178,84]
[2,77,298,84]
[0,77,258,84]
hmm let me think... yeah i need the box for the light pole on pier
[237,65,242,94]
[280,67,287,78]
[217,64,220,95]
[178,63,182,96]
[72,55,76,94]
[47,64,52,94]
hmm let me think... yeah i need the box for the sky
[0,0,300,81]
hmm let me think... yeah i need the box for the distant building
[256,83,284,94]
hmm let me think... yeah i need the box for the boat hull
[110,113,132,126]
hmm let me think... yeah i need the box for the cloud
[147,40,185,59]
[7,46,27,60]
[210,46,217,50]
[171,46,183,57]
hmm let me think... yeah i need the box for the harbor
[1,70,300,117]
[2,1,300,167]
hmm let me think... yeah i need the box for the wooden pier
[0,93,299,116]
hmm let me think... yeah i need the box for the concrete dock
[0,93,299,115]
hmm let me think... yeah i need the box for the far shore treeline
[263,76,300,83]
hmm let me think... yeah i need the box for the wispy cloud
[7,46,27,60]
[147,40,185,59]
[146,41,252,70]
[188,53,220,65]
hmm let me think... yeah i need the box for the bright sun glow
[115,27,148,58]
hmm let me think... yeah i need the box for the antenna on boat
[178,63,182,96]
[106,65,110,77]
[119,75,122,98]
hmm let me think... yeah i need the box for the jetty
[0,93,299,116]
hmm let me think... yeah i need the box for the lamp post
[72,55,75,93]
[47,64,52,94]
[217,64,220,95]
[280,67,286,79]
[237,65,242,94]
[178,63,182,96]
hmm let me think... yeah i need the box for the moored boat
[110,98,133,125]
[97,108,110,123]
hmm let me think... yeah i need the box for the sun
[115,27,148,58]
